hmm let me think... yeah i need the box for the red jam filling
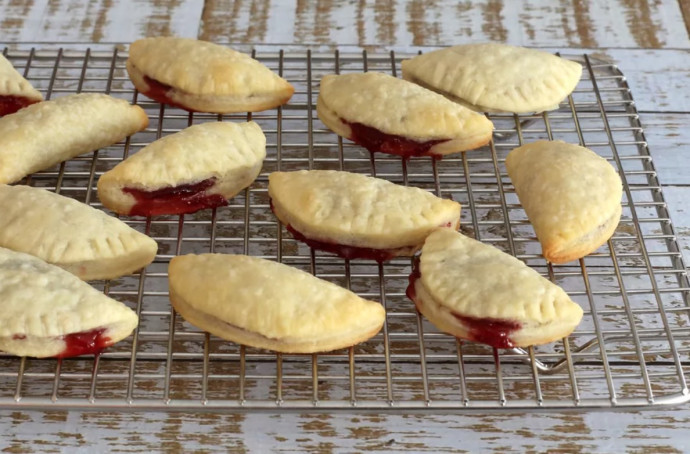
[342,119,449,158]
[0,95,39,116]
[58,328,111,358]
[141,75,196,112]
[123,177,227,216]
[270,200,452,262]
[406,257,521,349]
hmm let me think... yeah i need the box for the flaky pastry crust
[0,185,158,281]
[505,140,623,264]
[169,254,385,353]
[412,229,583,347]
[127,37,294,113]
[0,93,148,184]
[401,43,582,114]
[316,72,493,155]
[268,170,461,251]
[0,248,138,358]
[98,121,266,215]
[0,54,43,104]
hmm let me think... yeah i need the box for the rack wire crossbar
[1,46,689,411]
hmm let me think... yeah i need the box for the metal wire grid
[0,45,688,411]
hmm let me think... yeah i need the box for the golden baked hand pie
[268,170,461,261]
[401,43,583,114]
[169,254,385,353]
[0,185,158,281]
[407,229,583,348]
[0,93,148,184]
[98,121,266,216]
[127,37,294,113]
[0,54,43,115]
[0,247,138,358]
[316,72,493,158]
[506,140,622,264]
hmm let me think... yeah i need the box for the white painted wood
[1,0,690,451]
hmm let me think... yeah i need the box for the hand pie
[268,170,461,261]
[407,229,583,348]
[98,121,266,216]
[316,72,493,158]
[169,254,385,353]
[506,140,622,264]
[127,37,294,113]
[0,247,138,358]
[0,185,158,281]
[0,54,43,116]
[0,93,148,184]
[401,43,583,113]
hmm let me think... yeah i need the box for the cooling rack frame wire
[0,45,689,411]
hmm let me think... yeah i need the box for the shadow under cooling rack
[0,45,689,411]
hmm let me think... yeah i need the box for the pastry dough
[316,72,493,157]
[0,185,158,281]
[169,254,385,353]
[401,43,583,113]
[408,228,583,348]
[98,121,266,216]
[505,140,622,263]
[0,247,138,358]
[0,93,148,184]
[268,170,461,260]
[0,54,43,115]
[127,37,294,113]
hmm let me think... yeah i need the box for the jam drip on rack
[406,258,521,349]
[141,75,197,112]
[0,95,39,116]
[342,119,449,158]
[123,177,227,216]
[58,328,111,358]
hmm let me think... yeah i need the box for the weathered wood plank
[0,0,203,43]
[1,0,689,48]
[2,409,690,452]
[639,113,690,186]
[607,49,690,114]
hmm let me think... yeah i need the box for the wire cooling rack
[0,45,688,411]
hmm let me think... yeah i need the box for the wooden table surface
[2,0,690,452]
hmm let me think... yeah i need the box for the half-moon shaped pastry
[0,54,43,115]
[268,170,461,261]
[127,37,294,113]
[506,140,622,264]
[0,247,138,358]
[0,93,148,184]
[169,254,385,353]
[0,185,158,281]
[401,43,583,113]
[316,72,493,158]
[407,228,583,348]
[98,121,266,216]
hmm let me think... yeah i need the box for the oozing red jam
[450,313,520,349]
[123,177,227,216]
[343,119,449,158]
[58,328,111,358]
[406,258,521,349]
[0,95,39,116]
[141,75,197,112]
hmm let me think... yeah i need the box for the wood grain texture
[2,410,690,452]
[1,0,690,47]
